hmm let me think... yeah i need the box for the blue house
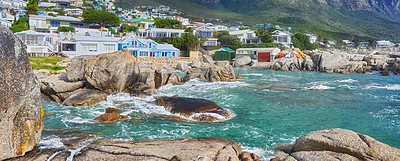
[118,36,179,57]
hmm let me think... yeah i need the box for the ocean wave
[366,84,400,91]
[305,85,334,90]
[241,145,274,161]
[38,136,66,151]
[240,73,264,76]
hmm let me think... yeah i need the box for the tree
[9,17,29,33]
[255,28,274,43]
[154,18,182,29]
[219,35,241,46]
[82,10,120,27]
[58,26,75,32]
[267,27,278,33]
[181,33,198,56]
[119,24,138,33]
[101,4,106,11]
[291,32,318,50]
[25,0,38,15]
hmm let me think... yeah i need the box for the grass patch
[29,57,67,71]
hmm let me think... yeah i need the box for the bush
[58,26,75,32]
[239,43,275,48]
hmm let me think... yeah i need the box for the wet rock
[40,74,86,102]
[156,97,232,122]
[393,59,400,75]
[205,64,236,82]
[94,108,127,122]
[155,68,169,89]
[62,89,107,107]
[292,128,400,160]
[239,151,262,161]
[67,51,140,94]
[236,75,244,79]
[166,73,181,85]
[127,82,157,98]
[183,69,206,82]
[381,70,390,76]
[234,56,252,67]
[273,143,294,154]
[73,138,242,161]
[0,25,44,160]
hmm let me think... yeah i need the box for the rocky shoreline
[2,24,400,161]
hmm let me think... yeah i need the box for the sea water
[41,69,400,159]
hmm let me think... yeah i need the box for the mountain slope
[116,0,400,41]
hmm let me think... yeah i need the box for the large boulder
[67,51,140,94]
[183,69,206,82]
[155,68,169,89]
[62,89,107,107]
[0,25,44,160]
[156,96,232,122]
[166,72,181,85]
[276,128,400,161]
[40,74,86,102]
[191,59,202,68]
[137,68,156,89]
[234,56,252,67]
[175,61,191,72]
[73,138,242,161]
[393,58,400,75]
[270,56,314,71]
[202,54,215,65]
[205,63,236,82]
[94,108,127,122]
[363,54,390,71]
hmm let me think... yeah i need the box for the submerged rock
[62,89,107,107]
[274,128,400,161]
[94,107,127,122]
[156,97,232,122]
[0,25,44,160]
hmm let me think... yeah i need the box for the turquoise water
[42,69,400,159]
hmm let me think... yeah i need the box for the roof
[29,15,83,22]
[128,18,154,23]
[156,44,178,51]
[221,47,235,53]
[147,28,185,33]
[236,48,280,52]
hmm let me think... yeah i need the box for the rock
[0,25,44,160]
[127,82,157,98]
[293,128,400,160]
[215,60,230,67]
[183,69,206,82]
[205,65,236,82]
[240,151,262,161]
[155,68,169,89]
[175,61,191,72]
[166,73,181,85]
[363,54,389,71]
[290,151,359,161]
[62,89,107,107]
[350,56,364,61]
[137,68,155,89]
[40,74,86,102]
[33,69,51,77]
[273,143,294,154]
[73,138,242,161]
[236,75,244,79]
[234,56,252,67]
[315,51,351,73]
[393,59,400,75]
[156,97,232,122]
[191,59,202,68]
[381,70,390,76]
[94,108,127,122]
[270,157,281,161]
[67,51,140,94]
[202,54,215,65]
[270,55,314,72]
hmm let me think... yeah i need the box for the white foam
[38,136,65,151]
[241,73,264,76]
[241,145,274,161]
[305,85,334,90]
[337,79,357,83]
[366,84,400,91]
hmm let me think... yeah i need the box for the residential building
[39,2,57,8]
[58,31,119,57]
[55,0,71,8]
[118,36,179,57]
[0,11,13,27]
[255,23,272,29]
[360,42,369,48]
[174,16,189,25]
[194,26,218,46]
[229,29,261,44]
[209,25,228,32]
[128,18,154,29]
[343,40,356,47]
[325,41,336,48]
[29,15,87,33]
[236,48,281,62]
[70,0,83,7]
[15,30,59,56]
[376,40,395,48]
[271,30,293,48]
[306,34,318,43]
[64,8,83,16]
[137,28,185,38]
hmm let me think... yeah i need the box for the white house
[29,15,87,33]
[174,16,189,25]
[137,28,185,38]
[64,8,83,16]
[194,26,218,46]
[15,30,59,56]
[58,31,119,57]
[376,40,395,48]
[306,34,318,43]
[229,29,261,44]
[236,48,281,62]
[271,30,293,48]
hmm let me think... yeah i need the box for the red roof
[176,16,184,19]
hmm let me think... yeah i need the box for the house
[343,40,356,47]
[325,41,336,48]
[29,15,87,33]
[306,34,318,43]
[229,29,261,44]
[236,48,281,62]
[118,36,179,57]
[64,8,83,16]
[55,0,71,8]
[15,30,59,56]
[376,40,395,48]
[255,23,272,29]
[174,16,189,25]
[70,0,83,7]
[271,30,293,48]
[194,26,218,46]
[209,25,228,32]
[0,11,13,27]
[214,47,235,61]
[39,2,57,8]
[360,42,369,48]
[137,28,185,38]
[128,18,154,29]
[58,31,119,57]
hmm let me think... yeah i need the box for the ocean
[41,69,400,159]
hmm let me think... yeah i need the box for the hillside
[116,0,400,41]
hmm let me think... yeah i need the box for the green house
[214,47,235,61]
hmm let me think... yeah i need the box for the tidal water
[41,69,400,159]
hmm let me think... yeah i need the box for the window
[139,51,148,56]
[50,21,60,27]
[104,44,115,52]
[82,44,97,52]
[172,52,176,57]
[62,44,76,51]
[162,52,167,57]
[150,52,155,57]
